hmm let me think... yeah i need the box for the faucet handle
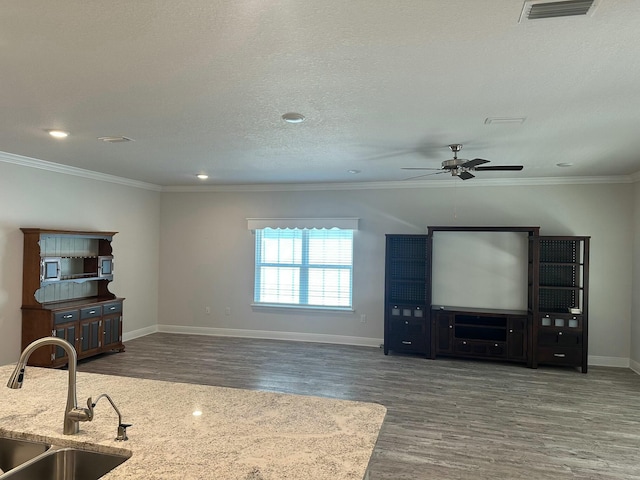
[117,423,132,441]
[86,397,95,420]
[67,398,93,422]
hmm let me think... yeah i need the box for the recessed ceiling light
[281,112,305,124]
[196,174,209,180]
[47,130,69,138]
[348,169,361,174]
[556,162,573,167]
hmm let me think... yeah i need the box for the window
[254,228,354,309]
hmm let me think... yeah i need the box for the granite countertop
[0,365,386,479]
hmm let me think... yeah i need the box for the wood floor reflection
[80,333,640,480]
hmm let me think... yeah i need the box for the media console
[432,306,527,363]
[383,227,590,372]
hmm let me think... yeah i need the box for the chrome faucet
[91,393,131,441]
[6,337,93,435]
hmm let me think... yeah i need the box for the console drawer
[538,330,582,347]
[455,340,507,358]
[387,333,426,353]
[537,346,582,366]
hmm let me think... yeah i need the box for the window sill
[251,303,354,314]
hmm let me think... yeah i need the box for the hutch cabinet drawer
[80,306,103,319]
[537,346,582,366]
[53,310,79,325]
[103,301,123,314]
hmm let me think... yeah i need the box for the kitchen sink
[0,436,129,479]
[0,447,128,480]
[0,437,50,473]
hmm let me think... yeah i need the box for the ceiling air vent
[519,0,597,22]
[98,136,134,143]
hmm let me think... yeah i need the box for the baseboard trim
[630,359,640,375]
[588,355,630,368]
[123,325,158,342]
[156,325,383,348]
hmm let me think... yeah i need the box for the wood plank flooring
[80,334,640,479]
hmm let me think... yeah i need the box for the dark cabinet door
[435,312,453,354]
[53,323,77,361]
[388,317,427,353]
[103,315,122,349]
[79,319,101,356]
[507,317,527,360]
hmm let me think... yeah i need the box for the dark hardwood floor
[80,334,640,479]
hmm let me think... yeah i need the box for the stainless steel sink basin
[0,437,50,472]
[0,447,128,480]
[0,436,129,479]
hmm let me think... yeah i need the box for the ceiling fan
[402,144,524,180]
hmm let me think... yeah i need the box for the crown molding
[0,150,162,191]
[3,149,636,193]
[629,170,640,183]
[162,174,634,193]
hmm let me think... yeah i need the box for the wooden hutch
[20,228,125,367]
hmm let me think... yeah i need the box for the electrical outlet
[225,307,231,316]
[205,306,211,314]
[360,314,366,323]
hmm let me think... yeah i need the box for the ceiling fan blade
[458,171,475,180]
[404,171,447,181]
[475,165,523,171]
[461,158,490,168]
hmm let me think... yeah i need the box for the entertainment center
[383,226,590,373]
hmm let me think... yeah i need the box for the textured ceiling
[1,0,640,186]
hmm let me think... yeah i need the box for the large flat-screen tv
[431,230,529,311]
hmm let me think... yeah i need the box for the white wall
[1,155,634,367]
[158,182,633,364]
[631,182,640,372]
[0,159,161,365]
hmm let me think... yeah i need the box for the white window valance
[247,217,359,231]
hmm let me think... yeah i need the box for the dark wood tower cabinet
[20,228,125,367]
[383,235,432,356]
[531,236,590,373]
